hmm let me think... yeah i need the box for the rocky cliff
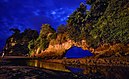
[3,28,38,56]
[2,0,129,60]
[31,39,93,59]
[29,0,129,59]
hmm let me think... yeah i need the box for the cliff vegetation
[2,0,129,59]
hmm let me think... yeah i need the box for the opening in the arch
[65,46,93,58]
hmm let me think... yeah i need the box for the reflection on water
[27,60,129,79]
[1,59,129,79]
[27,60,71,72]
[66,66,84,73]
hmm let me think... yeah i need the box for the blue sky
[0,0,90,51]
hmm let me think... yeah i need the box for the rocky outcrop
[3,0,129,62]
[31,0,129,59]
[31,40,94,59]
[31,37,129,59]
[94,43,129,58]
[29,24,56,57]
[29,33,129,60]
[3,29,39,56]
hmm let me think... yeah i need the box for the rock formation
[3,28,38,56]
[2,0,129,60]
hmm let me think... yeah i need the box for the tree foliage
[86,0,129,48]
[3,28,39,55]
[66,0,129,48]
[67,3,88,41]
[28,24,56,54]
[86,0,96,5]
[40,24,55,38]
[57,24,67,34]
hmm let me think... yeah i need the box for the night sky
[0,0,90,51]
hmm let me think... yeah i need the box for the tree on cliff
[57,24,67,34]
[88,0,129,48]
[9,28,20,35]
[66,0,129,49]
[40,24,55,38]
[67,3,88,42]
[86,0,96,5]
[84,0,109,48]
[3,28,39,56]
[28,24,56,55]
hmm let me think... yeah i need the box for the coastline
[1,56,129,67]
[44,56,129,67]
[0,56,39,60]
[1,56,129,79]
[0,66,77,79]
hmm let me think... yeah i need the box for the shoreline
[0,56,39,60]
[1,56,129,67]
[0,62,129,79]
[0,66,74,79]
[44,56,129,67]
[1,56,129,79]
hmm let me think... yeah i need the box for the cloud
[47,8,75,25]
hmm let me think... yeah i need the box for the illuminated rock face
[65,46,93,58]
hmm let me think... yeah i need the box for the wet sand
[0,66,70,79]
[0,58,104,79]
[1,58,129,79]
[1,56,129,79]
[0,66,105,79]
